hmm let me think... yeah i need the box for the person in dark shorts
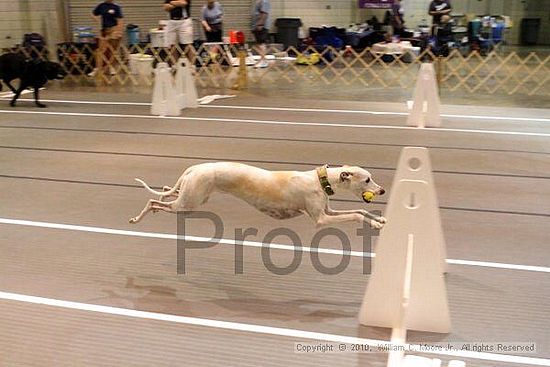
[429,0,452,29]
[90,0,124,77]
[251,0,271,68]
[201,0,224,42]
[391,0,405,37]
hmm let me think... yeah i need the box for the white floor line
[11,98,550,123]
[12,98,150,106]
[1,218,549,274]
[0,291,549,365]
[205,105,550,123]
[2,109,550,138]
[0,89,37,99]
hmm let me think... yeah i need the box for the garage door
[67,0,253,42]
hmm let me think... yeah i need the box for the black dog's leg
[5,81,17,94]
[10,86,25,107]
[34,87,46,108]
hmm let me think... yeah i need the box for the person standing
[251,0,271,68]
[201,0,224,42]
[90,0,124,77]
[164,0,193,63]
[391,0,405,37]
[429,0,452,26]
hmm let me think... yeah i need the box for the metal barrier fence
[10,43,550,96]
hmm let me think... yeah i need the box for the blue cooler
[127,25,140,45]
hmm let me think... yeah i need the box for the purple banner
[359,0,394,9]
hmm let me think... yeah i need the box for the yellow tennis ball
[363,191,375,202]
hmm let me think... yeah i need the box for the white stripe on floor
[205,105,550,123]
[1,109,550,138]
[10,98,550,123]
[0,291,549,365]
[0,89,37,98]
[1,217,549,273]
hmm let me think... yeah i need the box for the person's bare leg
[259,43,266,63]
[109,38,121,71]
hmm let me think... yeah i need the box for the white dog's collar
[316,165,335,196]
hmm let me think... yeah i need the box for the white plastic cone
[389,147,447,273]
[175,59,187,110]
[165,76,181,116]
[151,62,181,117]
[176,58,198,109]
[359,179,451,334]
[407,63,441,128]
[185,62,199,108]
[151,63,167,116]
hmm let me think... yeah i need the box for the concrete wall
[522,0,550,46]
[0,0,67,51]
[270,0,359,30]
[1,0,548,48]
[269,0,550,45]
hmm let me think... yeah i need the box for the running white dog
[129,162,387,228]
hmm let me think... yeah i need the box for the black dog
[0,52,66,108]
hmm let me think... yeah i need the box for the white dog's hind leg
[130,199,179,223]
[130,199,157,223]
[159,186,180,201]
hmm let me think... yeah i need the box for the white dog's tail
[135,177,182,197]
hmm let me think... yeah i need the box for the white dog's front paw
[376,216,387,224]
[370,219,384,229]
[129,217,138,224]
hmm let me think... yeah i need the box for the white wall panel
[0,0,64,50]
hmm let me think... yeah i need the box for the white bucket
[129,54,154,77]
[150,29,165,48]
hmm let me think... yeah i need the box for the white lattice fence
[7,44,550,96]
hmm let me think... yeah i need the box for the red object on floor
[229,30,245,45]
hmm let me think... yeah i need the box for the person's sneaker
[109,66,116,75]
[254,60,269,68]
[87,68,98,77]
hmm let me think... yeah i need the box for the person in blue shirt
[200,0,224,42]
[391,0,405,37]
[90,0,124,77]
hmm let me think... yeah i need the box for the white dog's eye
[365,178,371,183]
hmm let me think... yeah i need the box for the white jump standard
[129,162,387,227]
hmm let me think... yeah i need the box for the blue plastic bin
[127,28,140,46]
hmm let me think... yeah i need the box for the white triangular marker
[407,63,441,128]
[180,58,198,109]
[389,147,447,273]
[386,234,415,367]
[175,59,187,110]
[359,180,451,333]
[151,62,181,117]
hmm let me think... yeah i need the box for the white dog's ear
[340,171,352,182]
